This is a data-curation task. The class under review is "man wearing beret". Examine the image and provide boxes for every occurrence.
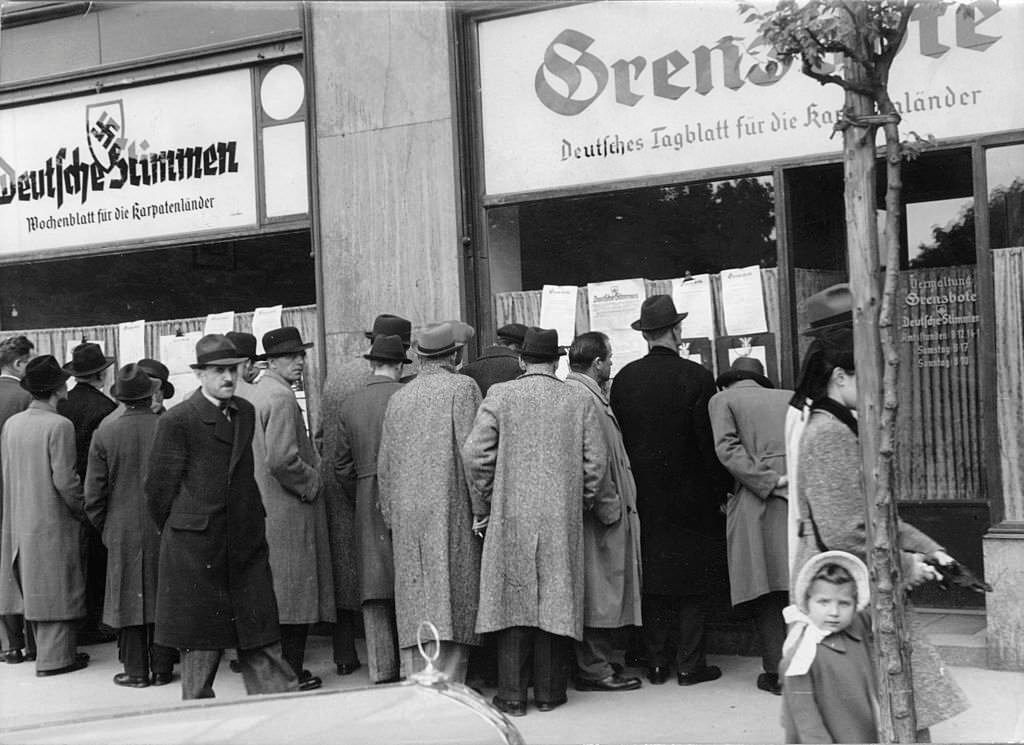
[610,295,731,688]
[460,323,526,397]
[1,355,89,676]
[58,342,118,646]
[248,327,334,692]
[146,334,297,699]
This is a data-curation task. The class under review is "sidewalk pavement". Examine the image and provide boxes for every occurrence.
[1,634,1021,743]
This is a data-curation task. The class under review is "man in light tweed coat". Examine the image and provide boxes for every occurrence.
[463,327,609,718]
[377,322,483,683]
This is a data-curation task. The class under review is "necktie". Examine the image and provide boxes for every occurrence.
[219,402,232,422]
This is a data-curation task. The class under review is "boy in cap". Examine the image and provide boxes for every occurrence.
[781,551,876,743]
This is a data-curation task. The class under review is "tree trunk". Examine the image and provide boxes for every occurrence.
[842,37,917,743]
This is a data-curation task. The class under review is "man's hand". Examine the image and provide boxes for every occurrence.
[472,515,489,539]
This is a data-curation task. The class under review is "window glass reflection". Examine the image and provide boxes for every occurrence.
[987,143,1024,249]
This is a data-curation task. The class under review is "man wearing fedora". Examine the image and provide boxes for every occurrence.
[378,322,483,684]
[609,294,730,687]
[146,334,297,699]
[226,332,261,401]
[463,327,608,716]
[249,326,334,692]
[85,364,176,688]
[709,356,793,696]
[58,342,118,647]
[1,355,90,676]
[327,334,408,683]
[317,312,412,678]
[99,358,177,430]
[0,335,36,665]
[461,322,527,397]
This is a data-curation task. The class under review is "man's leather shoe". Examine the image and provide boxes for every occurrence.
[113,672,150,688]
[534,697,566,712]
[336,662,361,676]
[677,665,722,686]
[757,672,782,695]
[1,649,24,664]
[491,696,526,717]
[36,656,89,677]
[575,673,642,692]
[647,665,669,685]
[298,670,322,691]
[151,672,175,686]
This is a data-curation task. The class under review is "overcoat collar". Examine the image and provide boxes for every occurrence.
[28,399,57,414]
[519,371,561,382]
[364,373,400,387]
[122,406,156,418]
[190,388,249,474]
[566,371,609,405]
[646,346,679,359]
[260,369,294,392]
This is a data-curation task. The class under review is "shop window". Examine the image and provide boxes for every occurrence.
[900,148,975,268]
[986,143,1024,249]
[515,177,776,290]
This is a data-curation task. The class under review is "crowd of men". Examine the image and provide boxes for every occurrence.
[0,293,797,717]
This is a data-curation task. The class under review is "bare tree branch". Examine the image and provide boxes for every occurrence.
[802,59,876,95]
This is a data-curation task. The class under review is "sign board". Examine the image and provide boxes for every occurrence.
[0,69,257,255]
[478,0,1024,196]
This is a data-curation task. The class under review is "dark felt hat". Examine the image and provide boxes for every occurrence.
[802,283,854,336]
[20,355,70,395]
[364,334,412,365]
[63,342,115,377]
[520,327,566,360]
[225,332,258,361]
[364,314,412,345]
[412,323,464,358]
[260,326,313,359]
[113,363,161,401]
[715,356,775,389]
[137,358,175,399]
[631,294,688,331]
[497,323,528,344]
[190,334,248,369]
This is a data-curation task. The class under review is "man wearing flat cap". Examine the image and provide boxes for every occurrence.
[248,326,334,692]
[58,342,118,646]
[709,357,793,696]
[85,364,176,688]
[461,322,527,397]
[2,355,89,676]
[463,327,609,716]
[609,295,730,688]
[327,335,408,683]
[146,334,297,699]
[317,312,413,677]
[378,322,484,683]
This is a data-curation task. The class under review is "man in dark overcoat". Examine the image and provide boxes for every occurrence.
[709,357,792,696]
[145,334,297,700]
[85,364,177,688]
[460,323,526,396]
[317,313,412,676]
[463,327,608,717]
[609,295,730,687]
[2,355,89,676]
[58,342,117,646]
[327,334,406,683]
[0,335,35,664]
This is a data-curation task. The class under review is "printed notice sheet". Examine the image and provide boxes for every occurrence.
[720,266,769,335]
[587,278,647,372]
[117,320,146,369]
[539,284,578,379]
[251,305,283,355]
[671,274,715,339]
[204,311,235,336]
[159,331,203,409]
